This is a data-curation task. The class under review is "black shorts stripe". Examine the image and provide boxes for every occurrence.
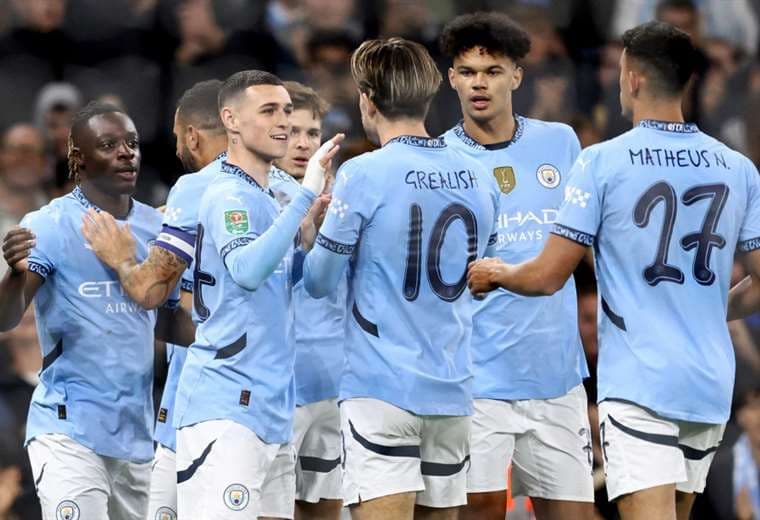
[421,455,470,477]
[177,440,216,484]
[601,298,627,331]
[679,443,719,460]
[42,339,63,371]
[349,420,420,458]
[215,333,247,360]
[608,414,678,447]
[352,303,378,338]
[299,455,341,473]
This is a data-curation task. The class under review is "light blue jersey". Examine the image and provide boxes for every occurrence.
[444,117,588,400]
[304,136,501,416]
[555,120,760,424]
[21,187,175,463]
[269,166,348,405]
[173,159,315,444]
[152,155,224,451]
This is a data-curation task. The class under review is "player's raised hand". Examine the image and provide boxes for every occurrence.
[81,208,136,270]
[302,134,345,195]
[467,257,508,297]
[300,193,332,251]
[2,226,35,273]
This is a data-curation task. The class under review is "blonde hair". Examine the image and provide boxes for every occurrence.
[351,37,442,120]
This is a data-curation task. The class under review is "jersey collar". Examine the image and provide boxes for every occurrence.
[221,159,275,198]
[453,114,525,151]
[638,119,699,133]
[384,135,446,148]
[72,185,134,219]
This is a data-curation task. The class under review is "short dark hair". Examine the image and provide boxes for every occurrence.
[622,21,697,96]
[283,81,330,119]
[440,12,531,63]
[70,101,125,144]
[351,37,441,120]
[177,79,224,133]
[218,70,284,110]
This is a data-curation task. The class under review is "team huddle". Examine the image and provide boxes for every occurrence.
[1,11,760,520]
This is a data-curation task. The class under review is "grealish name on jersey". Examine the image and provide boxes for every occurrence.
[404,169,479,191]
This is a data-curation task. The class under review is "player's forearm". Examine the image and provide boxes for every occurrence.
[303,244,347,298]
[495,258,565,297]
[727,275,760,321]
[0,269,29,331]
[114,247,186,310]
[227,188,315,291]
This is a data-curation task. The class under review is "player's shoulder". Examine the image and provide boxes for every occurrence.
[268,165,298,186]
[335,151,377,184]
[20,193,70,229]
[521,117,576,140]
[130,199,164,227]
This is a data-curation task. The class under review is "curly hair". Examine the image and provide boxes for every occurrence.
[440,12,531,63]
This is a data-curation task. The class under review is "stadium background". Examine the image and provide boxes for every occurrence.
[0,0,758,518]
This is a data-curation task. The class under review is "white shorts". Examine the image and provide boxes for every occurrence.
[341,398,470,508]
[147,444,177,520]
[598,400,725,500]
[468,384,594,502]
[293,399,342,503]
[27,433,151,520]
[176,419,296,519]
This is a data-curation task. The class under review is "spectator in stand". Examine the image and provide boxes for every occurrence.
[0,124,49,239]
[32,82,80,198]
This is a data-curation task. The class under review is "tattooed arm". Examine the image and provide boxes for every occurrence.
[82,208,187,310]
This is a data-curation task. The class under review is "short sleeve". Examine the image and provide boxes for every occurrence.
[552,148,603,247]
[19,208,59,279]
[738,159,760,252]
[155,181,199,266]
[316,160,374,255]
[204,187,270,268]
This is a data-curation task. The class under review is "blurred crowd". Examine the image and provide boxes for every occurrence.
[0,0,758,519]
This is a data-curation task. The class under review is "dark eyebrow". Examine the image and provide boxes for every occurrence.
[260,102,294,110]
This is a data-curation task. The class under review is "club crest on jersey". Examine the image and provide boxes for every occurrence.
[56,500,80,520]
[493,166,516,194]
[224,210,249,235]
[223,484,250,511]
[536,164,560,189]
[155,506,176,520]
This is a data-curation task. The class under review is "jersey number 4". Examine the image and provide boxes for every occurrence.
[634,182,728,286]
[193,224,216,321]
[403,202,478,302]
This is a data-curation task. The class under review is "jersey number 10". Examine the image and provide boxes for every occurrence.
[403,202,478,302]
[634,181,728,286]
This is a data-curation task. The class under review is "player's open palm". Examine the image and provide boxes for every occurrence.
[82,208,136,271]
[2,226,35,273]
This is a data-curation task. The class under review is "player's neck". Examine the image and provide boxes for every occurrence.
[226,144,271,188]
[631,98,684,127]
[78,181,131,218]
[376,118,429,146]
[462,111,516,145]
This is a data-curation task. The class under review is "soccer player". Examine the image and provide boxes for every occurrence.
[0,102,185,520]
[171,70,341,519]
[439,13,593,520]
[468,21,760,520]
[303,38,501,520]
[79,79,227,520]
[269,81,346,520]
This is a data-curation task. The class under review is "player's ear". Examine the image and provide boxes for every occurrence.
[628,70,640,98]
[360,92,377,118]
[220,106,237,133]
[511,66,523,91]
[448,67,456,89]
[186,125,200,152]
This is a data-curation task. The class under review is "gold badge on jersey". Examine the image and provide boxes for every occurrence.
[493,166,516,194]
